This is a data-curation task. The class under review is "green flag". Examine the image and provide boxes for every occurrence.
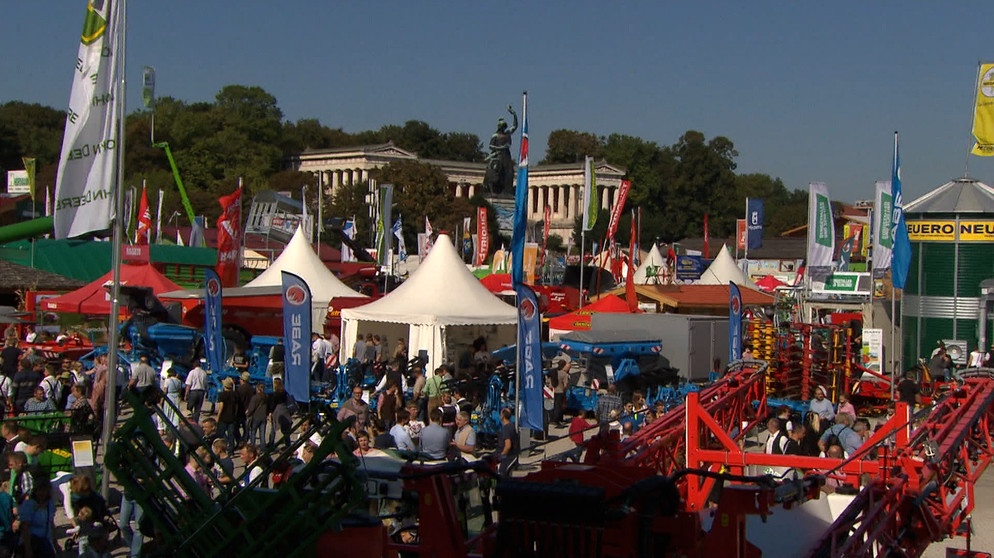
[583,156,599,231]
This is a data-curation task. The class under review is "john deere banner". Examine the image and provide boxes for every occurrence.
[971,62,994,156]
[54,0,122,238]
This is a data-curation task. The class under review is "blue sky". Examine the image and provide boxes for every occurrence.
[4,1,994,204]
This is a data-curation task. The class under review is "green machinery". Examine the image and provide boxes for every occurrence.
[104,392,366,557]
[153,142,198,228]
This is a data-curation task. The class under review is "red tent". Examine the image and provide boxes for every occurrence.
[41,264,182,315]
[547,294,639,332]
[755,275,787,293]
[479,273,514,294]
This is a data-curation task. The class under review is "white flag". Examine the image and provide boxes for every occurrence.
[871,181,894,278]
[423,216,434,257]
[807,182,835,275]
[341,218,356,262]
[53,0,123,239]
[155,189,165,244]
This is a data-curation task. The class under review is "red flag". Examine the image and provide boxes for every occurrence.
[475,206,489,266]
[626,212,637,311]
[135,186,152,245]
[735,219,747,250]
[606,179,632,240]
[703,213,710,259]
[215,186,243,287]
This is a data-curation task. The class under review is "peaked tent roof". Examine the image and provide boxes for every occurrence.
[632,244,667,284]
[244,226,363,300]
[41,264,182,315]
[903,176,994,215]
[342,234,516,326]
[547,294,637,332]
[696,244,756,288]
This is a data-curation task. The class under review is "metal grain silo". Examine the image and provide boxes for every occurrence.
[901,177,994,366]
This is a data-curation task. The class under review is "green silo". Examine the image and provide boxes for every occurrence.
[901,177,994,367]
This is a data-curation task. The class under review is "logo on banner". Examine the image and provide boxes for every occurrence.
[206,277,221,297]
[285,285,307,306]
[521,297,537,320]
[731,293,741,315]
[815,194,833,246]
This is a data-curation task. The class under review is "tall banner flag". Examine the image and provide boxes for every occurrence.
[746,198,764,250]
[838,235,855,271]
[375,184,394,266]
[392,217,408,261]
[21,158,37,202]
[422,216,434,258]
[216,186,243,287]
[154,189,164,244]
[736,219,747,250]
[971,63,994,156]
[203,269,224,373]
[515,284,544,432]
[141,66,156,109]
[582,156,599,231]
[341,219,356,262]
[626,211,638,312]
[54,0,122,239]
[872,180,894,278]
[135,185,151,245]
[281,271,312,404]
[807,182,835,276]
[511,92,529,286]
[729,281,743,362]
[890,133,911,289]
[606,179,631,240]
[703,213,710,259]
[540,204,551,270]
[462,217,473,259]
[475,206,489,266]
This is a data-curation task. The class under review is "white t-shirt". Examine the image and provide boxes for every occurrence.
[968,350,988,367]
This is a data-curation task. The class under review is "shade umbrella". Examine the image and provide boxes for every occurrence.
[755,275,787,293]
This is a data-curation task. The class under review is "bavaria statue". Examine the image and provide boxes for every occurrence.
[484,104,518,195]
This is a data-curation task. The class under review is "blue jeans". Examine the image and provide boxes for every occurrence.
[218,421,236,450]
[249,419,267,448]
[119,495,144,557]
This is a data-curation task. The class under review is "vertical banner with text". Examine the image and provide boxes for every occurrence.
[515,284,544,432]
[807,182,835,276]
[736,219,747,250]
[605,179,631,240]
[203,269,224,374]
[746,198,764,250]
[729,281,743,362]
[216,186,243,287]
[872,181,894,277]
[475,206,489,266]
[281,271,312,404]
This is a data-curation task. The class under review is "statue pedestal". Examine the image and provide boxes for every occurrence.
[485,195,517,235]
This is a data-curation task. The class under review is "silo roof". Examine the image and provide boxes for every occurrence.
[904,177,994,215]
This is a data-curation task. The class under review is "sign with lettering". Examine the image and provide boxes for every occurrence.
[6,170,29,194]
[907,220,994,242]
[121,244,149,264]
[812,272,872,295]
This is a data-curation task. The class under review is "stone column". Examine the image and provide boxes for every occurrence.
[331,170,340,198]
[468,184,476,198]
[527,184,535,217]
[601,185,609,211]
[360,169,369,184]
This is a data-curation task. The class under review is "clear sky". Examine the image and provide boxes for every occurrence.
[4,1,994,204]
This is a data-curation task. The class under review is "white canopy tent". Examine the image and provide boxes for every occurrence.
[632,244,667,285]
[341,234,517,372]
[244,225,365,330]
[696,244,757,289]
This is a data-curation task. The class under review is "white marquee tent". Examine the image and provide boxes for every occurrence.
[632,244,667,285]
[341,234,517,371]
[696,244,757,288]
[244,226,365,330]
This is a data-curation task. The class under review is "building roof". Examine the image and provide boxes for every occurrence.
[675,237,808,260]
[609,284,773,310]
[0,260,83,292]
[903,176,994,215]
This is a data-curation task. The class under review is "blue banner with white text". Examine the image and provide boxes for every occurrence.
[281,271,311,404]
[515,284,544,432]
[729,281,743,362]
[203,268,224,373]
[746,198,764,250]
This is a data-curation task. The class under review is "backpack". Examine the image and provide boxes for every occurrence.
[824,425,849,451]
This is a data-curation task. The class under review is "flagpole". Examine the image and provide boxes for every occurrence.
[317,173,323,251]
[744,197,750,261]
[579,231,586,305]
[101,0,127,499]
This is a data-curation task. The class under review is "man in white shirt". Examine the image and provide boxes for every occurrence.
[311,332,329,382]
[968,346,989,368]
[184,361,208,419]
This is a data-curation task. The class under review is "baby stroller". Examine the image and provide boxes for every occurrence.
[62,511,121,554]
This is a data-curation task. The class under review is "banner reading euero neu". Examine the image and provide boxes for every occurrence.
[203,268,224,374]
[281,271,311,404]
[54,0,122,238]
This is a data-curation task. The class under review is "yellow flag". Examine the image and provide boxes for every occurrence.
[972,63,994,156]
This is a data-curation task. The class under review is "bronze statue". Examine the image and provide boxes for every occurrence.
[484,104,518,195]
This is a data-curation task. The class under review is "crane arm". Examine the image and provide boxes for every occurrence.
[153,141,197,227]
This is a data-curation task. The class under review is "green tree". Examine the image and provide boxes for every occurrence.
[542,129,603,164]
[330,180,374,248]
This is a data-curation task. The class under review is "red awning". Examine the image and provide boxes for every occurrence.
[480,273,514,293]
[41,264,182,315]
[755,275,787,293]
[547,294,639,331]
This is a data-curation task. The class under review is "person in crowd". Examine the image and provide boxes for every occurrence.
[22,387,55,414]
[377,381,402,430]
[215,378,239,449]
[234,373,255,444]
[837,392,856,420]
[409,367,427,422]
[240,444,265,488]
[424,367,449,418]
[88,355,108,419]
[336,386,370,430]
[7,451,34,505]
[0,369,10,419]
[200,418,219,447]
[568,410,596,462]
[12,360,41,414]
[184,360,208,420]
[352,333,368,361]
[211,439,235,488]
[897,369,922,407]
[497,407,518,478]
[929,347,952,382]
[245,383,268,448]
[439,392,458,429]
[0,486,16,557]
[310,333,329,383]
[765,418,787,455]
[404,402,424,447]
[267,339,285,378]
[818,412,862,457]
[267,378,293,449]
[23,326,36,344]
[354,431,389,459]
[550,355,571,427]
[968,344,989,368]
[0,340,20,379]
[596,384,623,425]
[162,368,184,428]
[18,478,56,558]
[419,409,451,460]
[68,474,108,555]
[231,347,249,374]
[39,364,63,406]
[809,385,835,426]
[783,424,806,455]
[128,355,157,395]
[369,419,394,450]
[450,411,477,458]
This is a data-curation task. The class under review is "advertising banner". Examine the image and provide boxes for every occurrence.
[729,282,743,362]
[281,271,312,404]
[861,328,884,372]
[204,269,224,373]
[515,284,544,432]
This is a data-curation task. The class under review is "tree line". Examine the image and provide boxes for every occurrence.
[0,84,808,251]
